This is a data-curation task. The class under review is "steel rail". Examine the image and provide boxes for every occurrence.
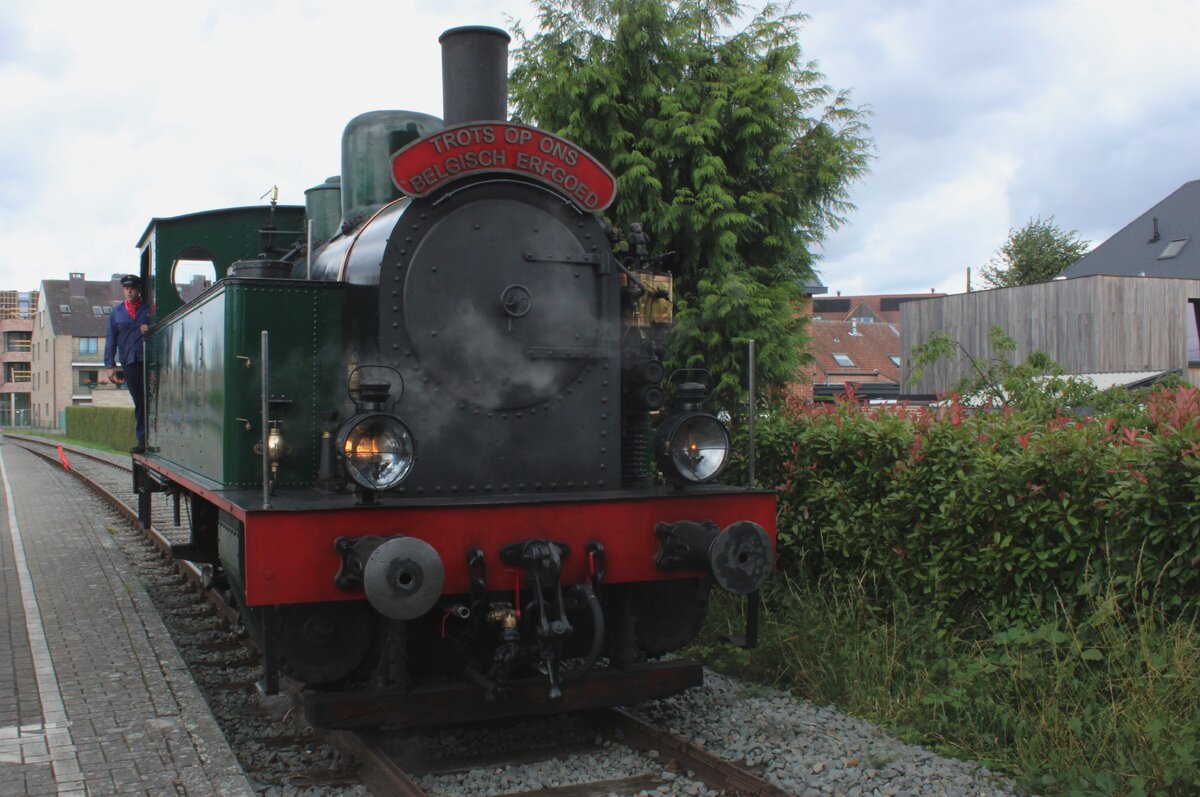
[598,707,794,797]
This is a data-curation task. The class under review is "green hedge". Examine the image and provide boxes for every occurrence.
[752,386,1200,627]
[65,406,136,450]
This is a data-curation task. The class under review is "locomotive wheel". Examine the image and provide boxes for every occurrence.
[278,602,374,685]
[626,578,711,657]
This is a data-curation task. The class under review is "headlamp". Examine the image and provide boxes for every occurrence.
[655,412,731,483]
[337,413,416,491]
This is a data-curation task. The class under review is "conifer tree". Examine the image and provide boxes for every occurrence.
[509,0,872,408]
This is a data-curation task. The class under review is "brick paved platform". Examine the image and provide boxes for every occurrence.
[0,441,254,796]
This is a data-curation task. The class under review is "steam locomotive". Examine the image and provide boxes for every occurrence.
[131,26,775,728]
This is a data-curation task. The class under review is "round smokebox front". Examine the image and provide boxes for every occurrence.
[398,183,606,411]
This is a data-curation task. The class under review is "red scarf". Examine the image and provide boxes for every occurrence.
[124,299,141,319]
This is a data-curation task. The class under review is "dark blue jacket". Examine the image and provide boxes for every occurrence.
[104,301,151,367]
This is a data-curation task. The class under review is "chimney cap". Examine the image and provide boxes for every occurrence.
[439,25,510,44]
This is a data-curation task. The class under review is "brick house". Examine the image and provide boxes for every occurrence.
[794,291,943,401]
[798,319,903,401]
[812,291,944,325]
[30,273,131,430]
[0,290,38,425]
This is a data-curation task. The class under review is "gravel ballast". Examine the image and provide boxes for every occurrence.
[630,670,1027,797]
[412,668,1028,796]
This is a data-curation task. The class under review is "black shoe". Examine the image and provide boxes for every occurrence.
[131,443,146,454]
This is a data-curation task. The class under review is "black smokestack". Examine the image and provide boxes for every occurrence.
[439,26,511,125]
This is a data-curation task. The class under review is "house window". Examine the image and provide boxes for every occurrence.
[1189,300,1200,367]
[849,302,880,323]
[4,364,31,383]
[78,369,99,388]
[832,353,855,367]
[1160,239,1189,260]
[59,304,71,313]
[889,355,901,367]
[3,332,31,353]
[78,337,99,355]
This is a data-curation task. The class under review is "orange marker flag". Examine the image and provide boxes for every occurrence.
[57,445,70,471]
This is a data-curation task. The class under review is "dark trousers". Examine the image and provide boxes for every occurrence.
[125,360,146,444]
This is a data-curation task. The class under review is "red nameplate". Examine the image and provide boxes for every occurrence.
[391,122,616,211]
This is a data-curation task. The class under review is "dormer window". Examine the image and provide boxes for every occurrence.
[849,301,880,323]
[889,355,901,366]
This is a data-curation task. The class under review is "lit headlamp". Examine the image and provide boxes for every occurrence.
[654,380,731,483]
[337,413,415,491]
[336,377,416,492]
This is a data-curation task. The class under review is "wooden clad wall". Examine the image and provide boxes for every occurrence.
[900,276,1200,394]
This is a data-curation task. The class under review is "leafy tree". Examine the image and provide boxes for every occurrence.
[508,0,872,408]
[978,216,1090,288]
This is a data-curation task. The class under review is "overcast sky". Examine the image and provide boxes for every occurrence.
[2,0,1197,298]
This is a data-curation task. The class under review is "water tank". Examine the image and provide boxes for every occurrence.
[304,176,341,243]
[340,111,442,231]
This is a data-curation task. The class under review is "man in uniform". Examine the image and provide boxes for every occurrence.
[105,274,151,453]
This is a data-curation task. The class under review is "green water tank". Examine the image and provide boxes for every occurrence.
[339,110,442,232]
[304,176,342,243]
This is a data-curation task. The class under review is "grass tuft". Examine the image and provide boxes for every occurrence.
[693,575,1200,796]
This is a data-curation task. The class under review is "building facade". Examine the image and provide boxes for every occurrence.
[901,181,1200,396]
[30,273,131,430]
[0,290,38,425]
[901,275,1200,394]
[811,291,944,325]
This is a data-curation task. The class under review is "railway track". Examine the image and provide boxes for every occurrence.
[6,433,794,797]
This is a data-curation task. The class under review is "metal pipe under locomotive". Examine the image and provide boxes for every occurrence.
[132,26,775,726]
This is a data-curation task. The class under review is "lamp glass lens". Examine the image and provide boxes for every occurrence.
[669,415,730,482]
[342,415,415,490]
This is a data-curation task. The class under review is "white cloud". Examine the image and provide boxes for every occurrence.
[819,151,1018,296]
[804,0,1200,295]
[0,0,536,289]
[2,0,1198,302]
